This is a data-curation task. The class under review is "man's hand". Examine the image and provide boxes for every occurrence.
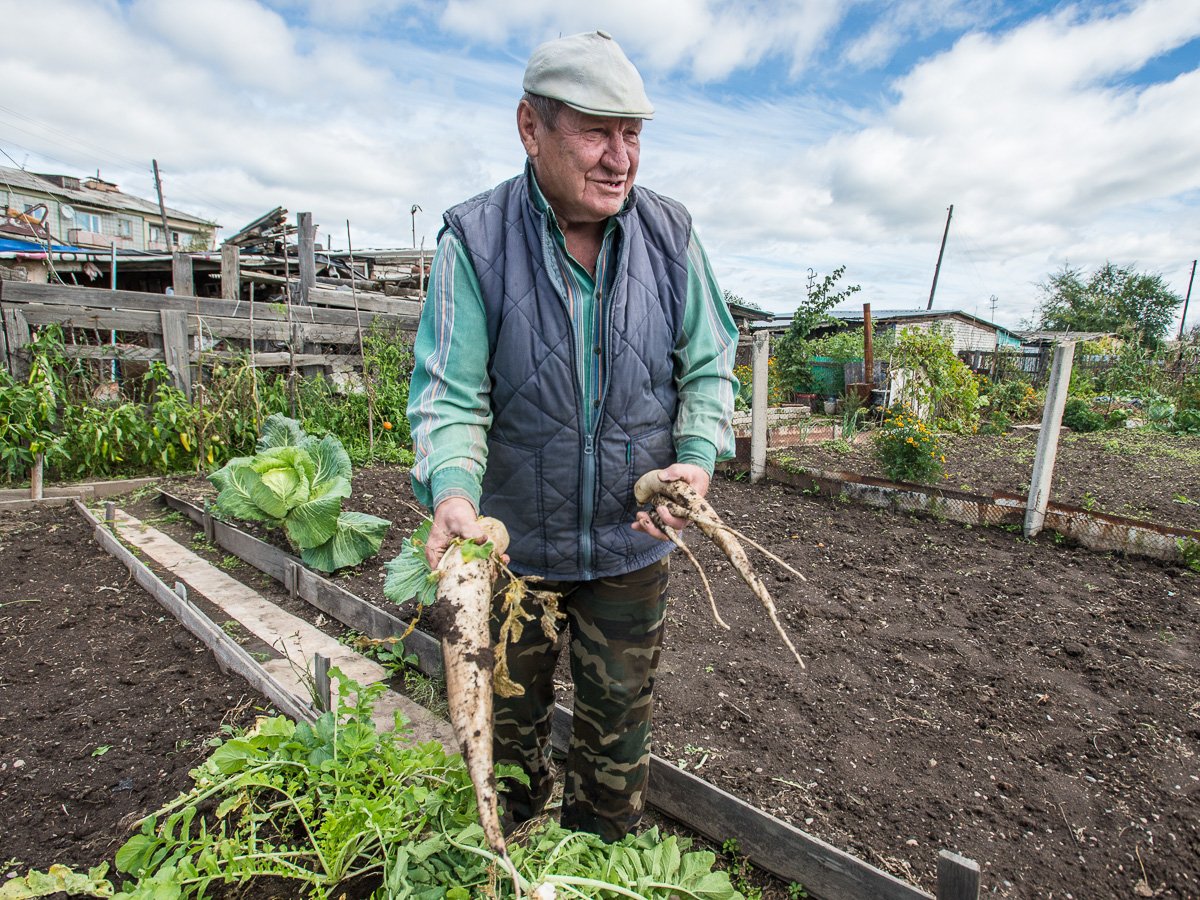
[425,497,485,570]
[631,462,711,542]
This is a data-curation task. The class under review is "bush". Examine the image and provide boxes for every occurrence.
[875,404,945,483]
[1062,398,1105,432]
[1175,408,1200,435]
[889,326,980,433]
[987,378,1041,421]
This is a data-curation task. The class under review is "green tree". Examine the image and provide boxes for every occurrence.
[774,266,861,392]
[1033,262,1182,348]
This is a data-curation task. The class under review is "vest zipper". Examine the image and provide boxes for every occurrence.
[581,433,596,578]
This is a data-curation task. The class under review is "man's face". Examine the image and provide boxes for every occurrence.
[519,103,642,227]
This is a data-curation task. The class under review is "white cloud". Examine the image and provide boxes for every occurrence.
[0,0,1197,331]
[437,0,849,81]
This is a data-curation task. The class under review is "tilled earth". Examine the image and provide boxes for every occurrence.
[773,427,1200,533]
[0,503,269,880]
[4,453,1199,899]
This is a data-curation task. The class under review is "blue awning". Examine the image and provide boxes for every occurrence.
[0,237,86,254]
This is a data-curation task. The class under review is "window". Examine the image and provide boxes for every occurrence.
[117,218,133,237]
[76,211,103,232]
[151,225,181,247]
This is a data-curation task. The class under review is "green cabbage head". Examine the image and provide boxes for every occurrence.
[209,414,390,572]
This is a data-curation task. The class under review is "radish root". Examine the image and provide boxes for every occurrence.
[437,516,511,856]
[636,471,806,669]
[649,511,729,631]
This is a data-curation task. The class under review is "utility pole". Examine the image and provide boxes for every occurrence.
[151,159,173,252]
[1178,259,1196,342]
[410,204,422,249]
[926,203,953,310]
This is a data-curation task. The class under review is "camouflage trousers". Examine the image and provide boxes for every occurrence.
[492,558,669,842]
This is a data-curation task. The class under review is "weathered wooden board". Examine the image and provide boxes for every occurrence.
[13,303,395,345]
[74,500,316,724]
[56,344,164,362]
[160,309,191,395]
[112,509,387,687]
[187,351,362,368]
[647,760,934,900]
[105,505,453,743]
[308,285,420,316]
[938,851,980,900]
[161,492,444,678]
[0,280,417,330]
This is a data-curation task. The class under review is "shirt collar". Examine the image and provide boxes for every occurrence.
[525,162,631,241]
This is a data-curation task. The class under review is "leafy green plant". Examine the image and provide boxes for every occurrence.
[1174,408,1200,435]
[382,519,442,608]
[0,325,71,481]
[92,673,744,899]
[1178,539,1200,574]
[209,414,390,572]
[985,378,1041,422]
[888,326,980,433]
[874,404,945,483]
[0,324,417,487]
[720,838,762,900]
[1062,398,1105,433]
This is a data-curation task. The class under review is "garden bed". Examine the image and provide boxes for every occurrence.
[5,462,1198,898]
[163,465,1198,897]
[0,503,270,878]
[771,427,1200,532]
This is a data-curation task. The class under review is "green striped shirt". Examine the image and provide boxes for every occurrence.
[408,174,739,511]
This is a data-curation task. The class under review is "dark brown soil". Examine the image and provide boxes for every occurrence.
[0,503,269,878]
[5,437,1199,899]
[773,427,1200,532]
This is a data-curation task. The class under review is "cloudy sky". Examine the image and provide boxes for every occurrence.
[1,0,1197,329]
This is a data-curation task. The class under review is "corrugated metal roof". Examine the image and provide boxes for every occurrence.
[0,165,215,227]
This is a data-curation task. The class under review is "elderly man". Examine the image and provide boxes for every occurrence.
[407,30,738,841]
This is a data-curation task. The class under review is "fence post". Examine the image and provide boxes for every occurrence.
[160,308,192,399]
[1024,341,1075,538]
[29,452,43,500]
[750,330,770,484]
[171,252,194,297]
[2,307,31,379]
[220,242,240,302]
[313,653,331,713]
[296,212,321,377]
[297,213,316,306]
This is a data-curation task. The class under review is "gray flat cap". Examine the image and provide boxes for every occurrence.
[523,30,654,120]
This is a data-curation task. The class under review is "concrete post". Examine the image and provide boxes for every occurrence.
[750,331,770,484]
[1024,341,1076,538]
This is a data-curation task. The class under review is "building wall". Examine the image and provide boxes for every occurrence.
[2,183,211,251]
[888,316,998,352]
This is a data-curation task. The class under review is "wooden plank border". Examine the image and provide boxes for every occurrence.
[757,462,1200,563]
[72,499,316,724]
[158,490,977,899]
[160,491,443,678]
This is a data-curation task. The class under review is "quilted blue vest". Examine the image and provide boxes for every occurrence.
[442,170,691,580]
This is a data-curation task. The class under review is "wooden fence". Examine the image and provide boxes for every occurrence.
[0,280,419,396]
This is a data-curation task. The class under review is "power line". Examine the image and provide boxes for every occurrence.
[0,104,147,171]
